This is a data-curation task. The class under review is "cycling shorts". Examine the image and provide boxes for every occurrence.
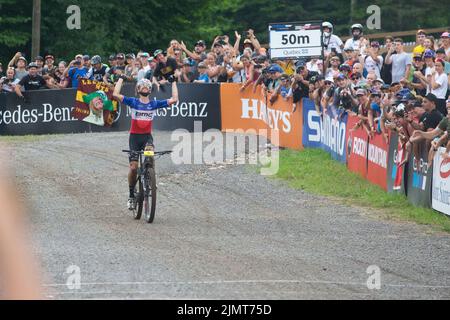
[129,133,154,163]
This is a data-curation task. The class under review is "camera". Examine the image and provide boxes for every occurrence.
[167,74,176,83]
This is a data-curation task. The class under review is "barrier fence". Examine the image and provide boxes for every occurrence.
[0,84,448,216]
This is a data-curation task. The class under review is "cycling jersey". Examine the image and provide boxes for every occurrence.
[122,96,169,134]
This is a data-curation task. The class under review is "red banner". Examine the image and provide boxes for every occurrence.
[346,115,368,179]
[366,132,389,190]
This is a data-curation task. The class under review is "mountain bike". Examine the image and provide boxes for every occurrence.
[122,149,172,223]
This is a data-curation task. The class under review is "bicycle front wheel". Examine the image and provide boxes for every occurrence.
[144,167,157,224]
[135,178,144,220]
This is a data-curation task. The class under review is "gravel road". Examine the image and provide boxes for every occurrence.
[7,131,450,300]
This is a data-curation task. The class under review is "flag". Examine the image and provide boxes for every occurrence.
[72,79,118,127]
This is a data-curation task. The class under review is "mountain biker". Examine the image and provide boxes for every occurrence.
[113,76,179,210]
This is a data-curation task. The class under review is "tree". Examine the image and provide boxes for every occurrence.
[0,0,32,64]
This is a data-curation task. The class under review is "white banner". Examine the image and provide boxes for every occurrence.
[269,22,322,59]
[432,147,450,216]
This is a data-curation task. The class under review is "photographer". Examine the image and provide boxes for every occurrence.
[64,58,89,88]
[323,74,357,117]
[291,62,318,112]
[0,67,20,93]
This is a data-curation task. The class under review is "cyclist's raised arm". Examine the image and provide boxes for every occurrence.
[167,81,179,106]
[113,77,125,102]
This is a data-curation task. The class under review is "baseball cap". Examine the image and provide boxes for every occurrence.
[75,54,83,59]
[441,32,449,38]
[45,55,54,60]
[436,48,446,55]
[356,88,367,96]
[344,46,354,52]
[339,64,351,71]
[35,56,44,61]
[116,53,125,59]
[83,55,90,60]
[28,62,39,69]
[370,41,380,47]
[147,57,155,63]
[195,40,206,47]
[153,49,164,57]
[374,78,385,85]
[413,53,423,60]
[198,62,207,69]
[183,58,191,66]
[140,52,150,58]
[109,54,116,61]
[268,64,283,73]
[370,89,382,96]
[336,73,346,81]
[423,49,435,58]
[126,53,136,59]
[425,93,438,104]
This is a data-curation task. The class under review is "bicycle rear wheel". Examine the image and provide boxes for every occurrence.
[135,178,144,220]
[144,167,157,224]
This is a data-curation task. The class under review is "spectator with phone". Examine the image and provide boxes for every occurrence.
[64,58,89,88]
[8,52,28,81]
[0,67,20,93]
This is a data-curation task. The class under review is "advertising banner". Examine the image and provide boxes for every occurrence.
[302,99,348,163]
[220,83,303,150]
[432,147,450,216]
[366,132,389,191]
[346,115,368,178]
[406,142,433,208]
[386,133,406,194]
[0,83,222,135]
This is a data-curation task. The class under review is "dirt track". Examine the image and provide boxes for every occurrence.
[7,131,450,300]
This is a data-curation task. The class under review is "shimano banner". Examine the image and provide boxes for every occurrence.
[302,99,348,163]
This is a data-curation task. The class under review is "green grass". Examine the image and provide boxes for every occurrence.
[273,148,450,233]
[0,135,50,143]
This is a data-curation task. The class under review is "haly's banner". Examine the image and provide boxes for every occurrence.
[302,99,348,163]
[220,83,303,150]
[346,115,368,178]
[72,80,118,127]
[406,141,433,208]
[432,147,450,216]
[386,132,406,194]
[366,131,389,191]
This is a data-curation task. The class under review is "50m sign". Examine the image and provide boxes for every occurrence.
[269,22,323,60]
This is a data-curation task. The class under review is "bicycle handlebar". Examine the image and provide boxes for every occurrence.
[122,150,173,156]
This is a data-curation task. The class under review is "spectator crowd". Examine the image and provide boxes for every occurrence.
[1,23,449,162]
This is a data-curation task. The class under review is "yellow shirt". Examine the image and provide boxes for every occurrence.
[413,45,425,56]
[277,60,295,76]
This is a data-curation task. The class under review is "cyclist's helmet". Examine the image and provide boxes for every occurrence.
[137,78,152,91]
[351,24,364,32]
[322,22,334,33]
[91,55,102,65]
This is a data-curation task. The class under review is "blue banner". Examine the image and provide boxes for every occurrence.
[302,98,348,163]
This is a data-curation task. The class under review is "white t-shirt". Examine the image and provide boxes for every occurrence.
[431,72,449,99]
[363,55,383,78]
[391,52,412,83]
[324,35,344,54]
[425,67,435,94]
[137,65,151,81]
[307,60,323,74]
